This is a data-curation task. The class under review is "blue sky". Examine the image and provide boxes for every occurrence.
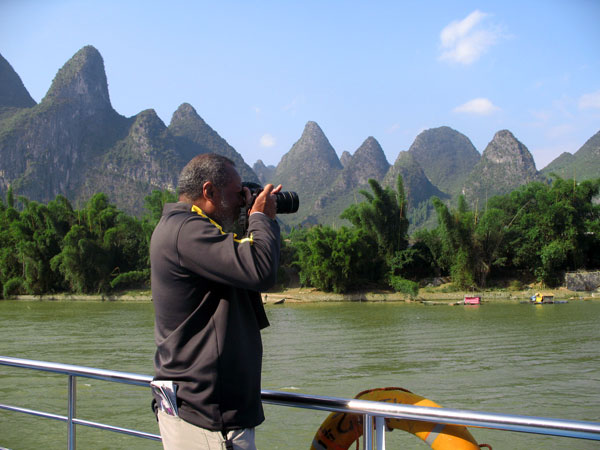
[2,0,599,169]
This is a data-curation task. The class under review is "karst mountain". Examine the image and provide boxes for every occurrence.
[1,46,598,228]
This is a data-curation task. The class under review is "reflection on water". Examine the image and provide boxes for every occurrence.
[0,300,599,449]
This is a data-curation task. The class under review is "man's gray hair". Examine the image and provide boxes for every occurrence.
[178,153,236,200]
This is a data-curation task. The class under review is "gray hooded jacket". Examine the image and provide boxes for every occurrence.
[151,202,280,431]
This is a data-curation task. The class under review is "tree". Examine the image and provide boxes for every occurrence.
[10,198,71,294]
[293,226,379,293]
[473,206,510,284]
[51,193,149,293]
[143,189,177,226]
[0,194,21,297]
[0,190,174,295]
[431,196,477,289]
[489,177,600,286]
[105,213,149,290]
[341,175,409,259]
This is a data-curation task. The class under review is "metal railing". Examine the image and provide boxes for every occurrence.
[1,356,600,449]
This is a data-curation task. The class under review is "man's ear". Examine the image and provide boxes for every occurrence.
[202,181,216,201]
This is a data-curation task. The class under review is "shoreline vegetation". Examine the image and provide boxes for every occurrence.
[1,176,598,302]
[8,285,599,304]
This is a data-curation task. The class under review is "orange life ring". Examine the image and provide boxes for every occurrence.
[311,387,487,450]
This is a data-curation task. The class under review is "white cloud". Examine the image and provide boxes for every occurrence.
[453,98,500,115]
[260,133,276,148]
[387,123,401,134]
[579,90,600,109]
[439,10,502,65]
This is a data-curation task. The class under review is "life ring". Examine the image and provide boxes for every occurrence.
[311,387,490,450]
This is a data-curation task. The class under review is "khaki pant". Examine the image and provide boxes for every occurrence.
[157,410,257,450]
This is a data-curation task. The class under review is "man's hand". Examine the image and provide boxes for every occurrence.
[249,184,282,219]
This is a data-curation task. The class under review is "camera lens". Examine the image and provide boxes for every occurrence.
[242,181,299,214]
[275,191,299,214]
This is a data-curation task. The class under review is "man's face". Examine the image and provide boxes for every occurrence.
[212,165,245,232]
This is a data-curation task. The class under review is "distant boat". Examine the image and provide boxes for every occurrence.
[530,292,566,304]
[464,295,481,305]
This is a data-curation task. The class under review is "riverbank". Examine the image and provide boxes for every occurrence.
[10,291,154,302]
[260,286,600,304]
[8,285,599,303]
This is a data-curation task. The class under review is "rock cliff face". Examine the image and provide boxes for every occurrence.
[0,53,36,109]
[2,46,597,226]
[322,136,389,196]
[77,109,182,210]
[462,130,539,204]
[565,271,600,291]
[271,121,343,223]
[383,151,447,208]
[0,46,258,214]
[44,45,113,114]
[0,46,128,204]
[168,103,257,183]
[313,136,390,223]
[408,126,480,195]
[340,151,352,168]
[253,160,276,185]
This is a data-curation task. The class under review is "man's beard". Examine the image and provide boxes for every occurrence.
[214,197,239,233]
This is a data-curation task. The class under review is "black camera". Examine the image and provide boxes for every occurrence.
[242,182,299,214]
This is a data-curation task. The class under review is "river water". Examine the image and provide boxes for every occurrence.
[0,299,599,449]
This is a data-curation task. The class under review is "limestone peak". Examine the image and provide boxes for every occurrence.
[43,45,112,113]
[0,52,36,108]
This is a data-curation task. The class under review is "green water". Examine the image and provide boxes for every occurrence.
[1,300,599,449]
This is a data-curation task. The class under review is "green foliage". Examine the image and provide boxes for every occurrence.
[388,276,419,298]
[50,193,150,293]
[0,175,597,298]
[0,189,172,297]
[110,269,150,289]
[419,177,600,288]
[341,176,409,259]
[486,177,600,286]
[3,277,23,298]
[0,200,21,292]
[51,224,108,293]
[430,196,478,289]
[386,243,436,281]
[293,226,379,293]
[6,186,15,208]
[143,189,177,226]
[285,175,415,293]
[12,196,75,294]
[275,234,300,287]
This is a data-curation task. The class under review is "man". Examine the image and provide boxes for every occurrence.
[151,153,281,449]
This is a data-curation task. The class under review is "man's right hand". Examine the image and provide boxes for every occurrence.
[249,184,282,220]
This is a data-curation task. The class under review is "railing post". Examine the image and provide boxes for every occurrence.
[375,416,386,450]
[68,375,76,450]
[363,414,373,450]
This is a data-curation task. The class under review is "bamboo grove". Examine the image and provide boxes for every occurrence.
[0,175,598,298]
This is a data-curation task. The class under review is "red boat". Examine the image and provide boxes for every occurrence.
[464,296,481,305]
